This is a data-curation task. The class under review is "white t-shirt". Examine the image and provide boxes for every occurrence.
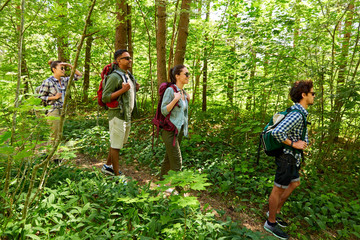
[125,73,135,113]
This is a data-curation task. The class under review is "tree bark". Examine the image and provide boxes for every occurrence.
[332,1,354,141]
[174,0,191,66]
[156,0,167,85]
[202,2,210,112]
[83,21,93,102]
[115,0,128,50]
[5,0,25,196]
[246,47,256,111]
[167,0,180,79]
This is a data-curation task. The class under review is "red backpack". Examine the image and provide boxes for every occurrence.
[96,62,120,108]
[152,82,180,146]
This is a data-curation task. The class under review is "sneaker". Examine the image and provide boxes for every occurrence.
[266,211,289,228]
[114,175,128,185]
[264,221,289,240]
[101,164,115,176]
[101,165,123,176]
[165,188,179,195]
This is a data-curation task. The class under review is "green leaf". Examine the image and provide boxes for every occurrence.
[25,234,41,240]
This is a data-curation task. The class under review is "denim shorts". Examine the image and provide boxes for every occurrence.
[274,153,300,189]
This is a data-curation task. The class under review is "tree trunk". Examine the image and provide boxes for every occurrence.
[127,4,133,71]
[57,36,69,62]
[21,0,97,221]
[115,0,128,50]
[83,22,93,102]
[191,3,202,104]
[332,2,354,141]
[5,0,25,196]
[156,0,167,85]
[227,46,235,105]
[174,0,191,66]
[246,47,256,111]
[202,2,210,112]
[202,53,207,112]
[167,0,180,79]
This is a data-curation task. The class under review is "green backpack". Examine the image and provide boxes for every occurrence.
[256,108,307,164]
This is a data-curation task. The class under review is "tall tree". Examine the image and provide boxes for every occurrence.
[115,0,128,50]
[167,0,180,79]
[332,1,355,141]
[56,1,69,62]
[127,4,133,59]
[202,1,210,112]
[173,0,191,65]
[83,21,93,102]
[156,0,167,85]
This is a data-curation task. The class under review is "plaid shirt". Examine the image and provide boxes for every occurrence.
[272,103,309,166]
[38,75,79,110]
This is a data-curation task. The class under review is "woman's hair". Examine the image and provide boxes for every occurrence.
[48,60,62,73]
[169,64,186,84]
[290,80,313,103]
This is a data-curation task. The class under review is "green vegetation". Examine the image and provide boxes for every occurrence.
[1,0,360,239]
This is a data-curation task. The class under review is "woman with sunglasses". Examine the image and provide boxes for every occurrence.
[38,60,82,144]
[159,64,190,192]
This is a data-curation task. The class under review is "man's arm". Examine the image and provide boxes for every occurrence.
[272,112,307,150]
[102,74,130,103]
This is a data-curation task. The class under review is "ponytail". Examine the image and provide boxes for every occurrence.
[169,64,186,84]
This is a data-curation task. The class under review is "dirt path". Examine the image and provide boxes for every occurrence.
[73,152,297,239]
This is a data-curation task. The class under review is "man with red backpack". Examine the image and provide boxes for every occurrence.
[101,49,140,177]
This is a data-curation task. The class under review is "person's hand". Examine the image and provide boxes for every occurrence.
[55,92,62,100]
[136,82,140,91]
[122,82,131,92]
[61,62,72,68]
[292,140,307,150]
[174,92,181,101]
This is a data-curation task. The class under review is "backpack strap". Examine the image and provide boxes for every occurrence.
[167,84,180,146]
[111,70,127,83]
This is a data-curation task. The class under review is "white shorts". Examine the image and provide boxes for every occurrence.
[109,117,131,149]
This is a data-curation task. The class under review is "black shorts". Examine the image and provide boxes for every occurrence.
[274,153,300,189]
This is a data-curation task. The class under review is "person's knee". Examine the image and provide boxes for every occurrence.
[291,181,300,188]
[271,185,285,196]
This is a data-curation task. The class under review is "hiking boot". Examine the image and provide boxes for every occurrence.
[266,211,289,228]
[264,221,289,240]
[101,165,123,176]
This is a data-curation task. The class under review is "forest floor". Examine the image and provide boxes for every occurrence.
[72,152,300,240]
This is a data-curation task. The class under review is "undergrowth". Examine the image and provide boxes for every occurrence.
[61,106,360,240]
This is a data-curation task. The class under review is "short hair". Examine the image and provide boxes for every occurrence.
[114,49,128,60]
[290,80,313,103]
[169,64,186,84]
[48,60,62,73]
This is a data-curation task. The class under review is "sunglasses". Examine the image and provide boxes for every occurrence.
[184,72,190,77]
[60,67,65,70]
[120,57,132,61]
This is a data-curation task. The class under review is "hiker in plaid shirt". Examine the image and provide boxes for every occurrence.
[38,60,82,145]
[264,80,315,240]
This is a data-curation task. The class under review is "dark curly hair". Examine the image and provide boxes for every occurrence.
[290,80,313,103]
